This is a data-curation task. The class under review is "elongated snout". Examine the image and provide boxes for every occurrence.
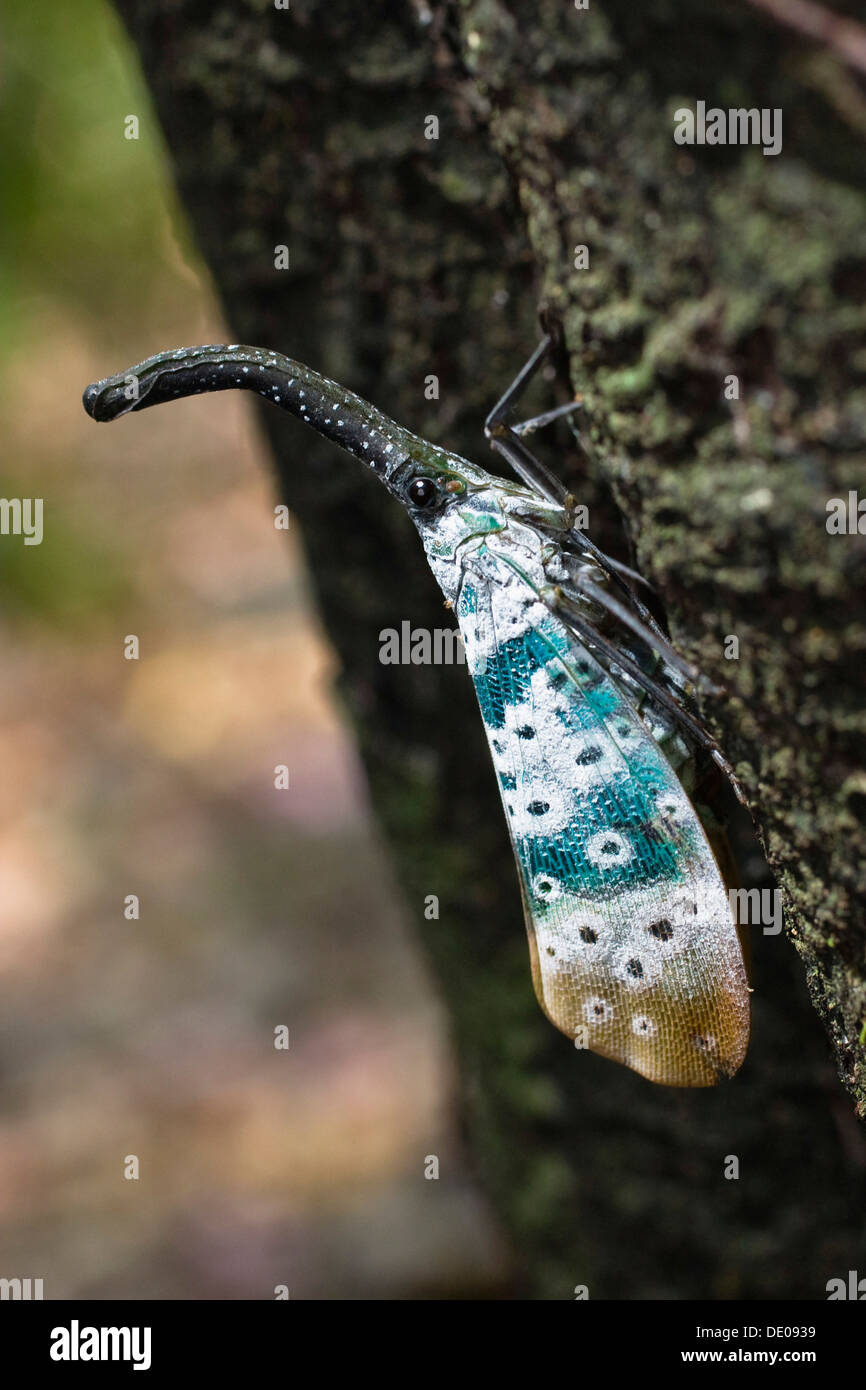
[82,344,423,486]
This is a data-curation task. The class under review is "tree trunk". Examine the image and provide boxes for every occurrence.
[113,0,866,1298]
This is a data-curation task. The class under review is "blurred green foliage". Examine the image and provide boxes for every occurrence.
[0,0,196,354]
[0,483,132,625]
[0,0,205,627]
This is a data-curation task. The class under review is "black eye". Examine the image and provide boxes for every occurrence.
[406,476,439,509]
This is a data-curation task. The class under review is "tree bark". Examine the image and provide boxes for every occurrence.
[113,0,866,1298]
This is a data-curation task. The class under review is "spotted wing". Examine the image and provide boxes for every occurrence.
[455,550,749,1087]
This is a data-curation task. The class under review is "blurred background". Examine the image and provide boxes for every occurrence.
[0,0,506,1297]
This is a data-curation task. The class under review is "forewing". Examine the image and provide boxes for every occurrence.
[455,550,749,1087]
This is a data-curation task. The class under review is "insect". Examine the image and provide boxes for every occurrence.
[83,335,750,1086]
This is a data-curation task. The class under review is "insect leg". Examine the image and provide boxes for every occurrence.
[484,334,580,506]
[486,401,570,507]
[485,334,594,507]
[492,421,670,626]
[543,589,747,802]
[511,400,584,437]
[485,339,714,686]
[554,578,716,692]
[485,334,555,434]
[486,344,665,598]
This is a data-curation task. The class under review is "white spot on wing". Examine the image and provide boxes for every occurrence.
[585,830,634,868]
[583,997,614,1025]
[531,873,563,903]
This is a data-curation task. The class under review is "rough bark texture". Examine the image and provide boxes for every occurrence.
[114,0,866,1298]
